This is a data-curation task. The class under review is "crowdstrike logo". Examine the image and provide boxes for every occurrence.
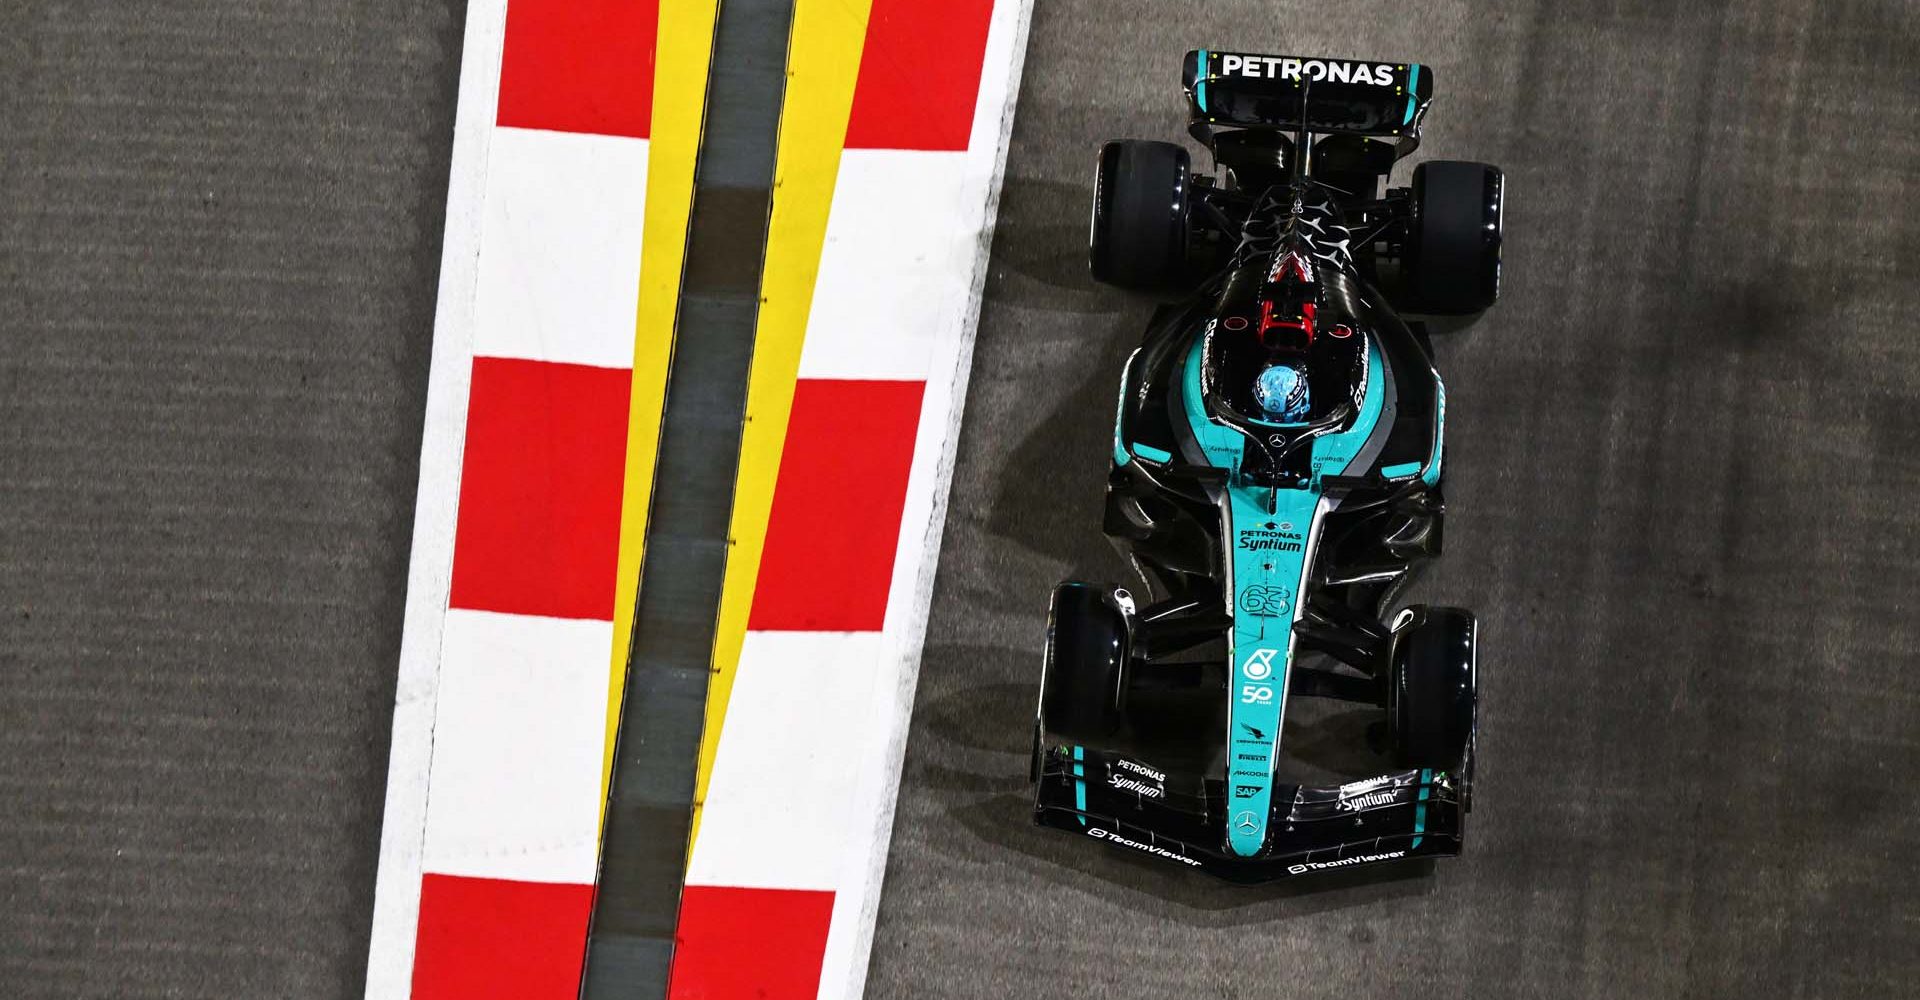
[1087,828,1202,866]
[1286,849,1407,875]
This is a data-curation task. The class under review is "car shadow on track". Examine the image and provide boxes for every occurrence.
[982,176,1126,314]
[976,313,1141,598]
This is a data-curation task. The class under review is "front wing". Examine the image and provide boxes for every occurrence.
[1033,746,1462,883]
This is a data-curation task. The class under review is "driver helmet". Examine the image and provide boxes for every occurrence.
[1254,362,1311,422]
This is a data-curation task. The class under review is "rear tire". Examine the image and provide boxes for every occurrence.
[1089,140,1192,293]
[1405,161,1503,315]
[1039,582,1132,744]
[1389,606,1477,768]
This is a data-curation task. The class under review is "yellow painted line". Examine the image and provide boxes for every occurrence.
[603,0,725,824]
[686,0,875,856]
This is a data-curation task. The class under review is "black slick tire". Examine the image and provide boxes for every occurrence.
[1039,582,1131,745]
[1090,140,1192,293]
[1389,606,1478,769]
[1405,160,1503,314]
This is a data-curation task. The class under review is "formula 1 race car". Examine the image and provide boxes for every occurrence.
[1031,52,1500,882]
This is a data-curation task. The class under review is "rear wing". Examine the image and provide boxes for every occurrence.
[1182,50,1434,140]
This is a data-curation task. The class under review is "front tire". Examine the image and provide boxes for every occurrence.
[1089,140,1192,293]
[1038,582,1132,745]
[1388,606,1477,769]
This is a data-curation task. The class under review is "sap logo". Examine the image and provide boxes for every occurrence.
[1217,54,1399,88]
[1234,784,1260,798]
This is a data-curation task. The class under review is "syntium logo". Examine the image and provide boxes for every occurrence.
[1108,774,1165,799]
[1238,527,1302,553]
[1215,54,1400,88]
[1336,790,1399,813]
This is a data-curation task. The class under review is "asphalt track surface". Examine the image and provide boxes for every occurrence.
[1,3,461,997]
[865,2,1920,999]
[1,3,1916,1000]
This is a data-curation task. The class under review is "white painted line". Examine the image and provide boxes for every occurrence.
[472,127,651,369]
[363,1,509,996]
[419,609,613,884]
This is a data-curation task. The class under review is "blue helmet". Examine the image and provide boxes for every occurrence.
[1254,363,1311,422]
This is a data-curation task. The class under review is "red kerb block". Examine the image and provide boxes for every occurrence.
[497,0,660,139]
[750,379,925,632]
[667,885,836,1000]
[449,357,630,621]
[843,0,996,150]
[412,874,595,1000]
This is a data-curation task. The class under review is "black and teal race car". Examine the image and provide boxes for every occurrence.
[1031,51,1501,882]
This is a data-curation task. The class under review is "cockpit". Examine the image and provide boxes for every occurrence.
[1198,245,1370,482]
